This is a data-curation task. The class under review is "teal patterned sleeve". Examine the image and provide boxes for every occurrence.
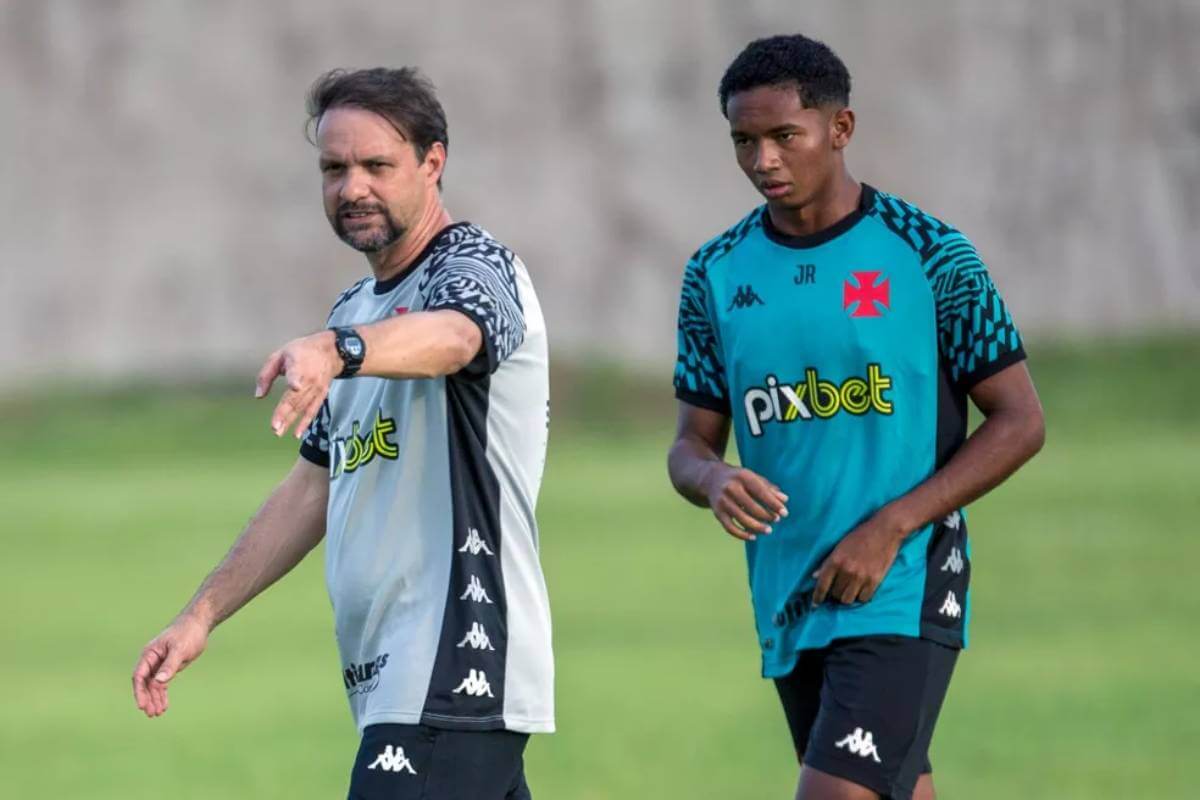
[673,254,730,414]
[929,233,1026,388]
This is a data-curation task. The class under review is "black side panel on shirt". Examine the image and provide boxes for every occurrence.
[421,373,509,730]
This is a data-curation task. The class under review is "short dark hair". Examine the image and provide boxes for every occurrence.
[306,67,449,186]
[718,34,851,117]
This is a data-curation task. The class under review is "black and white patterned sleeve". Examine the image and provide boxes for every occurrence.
[299,399,331,468]
[422,236,526,377]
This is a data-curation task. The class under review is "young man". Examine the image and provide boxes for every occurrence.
[132,67,553,799]
[667,35,1044,800]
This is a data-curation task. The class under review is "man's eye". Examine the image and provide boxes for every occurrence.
[322,164,344,174]
[777,132,795,142]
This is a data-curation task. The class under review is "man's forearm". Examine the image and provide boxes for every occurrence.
[881,406,1045,538]
[668,435,728,508]
[181,459,328,630]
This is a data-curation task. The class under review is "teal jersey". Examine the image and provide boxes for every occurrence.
[673,186,1025,678]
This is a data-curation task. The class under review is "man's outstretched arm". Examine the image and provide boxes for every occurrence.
[812,361,1046,605]
[131,456,328,718]
[668,403,789,542]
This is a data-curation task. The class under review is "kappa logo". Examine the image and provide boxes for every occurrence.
[343,653,389,696]
[941,547,965,575]
[460,575,494,604]
[939,590,962,619]
[742,365,894,437]
[367,744,417,775]
[456,622,496,650]
[727,284,765,311]
[452,669,495,697]
[944,510,962,531]
[458,528,494,556]
[835,727,882,763]
[843,271,890,318]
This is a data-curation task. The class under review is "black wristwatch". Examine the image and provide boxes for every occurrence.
[331,326,366,379]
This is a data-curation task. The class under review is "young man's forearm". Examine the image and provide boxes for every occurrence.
[668,435,729,508]
[182,458,329,631]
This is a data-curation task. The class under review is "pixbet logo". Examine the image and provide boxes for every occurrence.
[742,364,894,437]
[843,271,890,317]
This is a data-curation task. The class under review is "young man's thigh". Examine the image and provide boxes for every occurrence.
[776,635,958,800]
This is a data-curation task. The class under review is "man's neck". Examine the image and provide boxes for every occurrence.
[367,201,454,282]
[768,171,860,238]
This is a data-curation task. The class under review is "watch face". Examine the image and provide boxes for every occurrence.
[346,338,363,358]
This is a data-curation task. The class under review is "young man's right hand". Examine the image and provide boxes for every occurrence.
[701,463,789,542]
[131,612,211,718]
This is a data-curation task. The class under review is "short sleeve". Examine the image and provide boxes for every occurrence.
[933,234,1026,389]
[423,246,526,378]
[673,255,730,414]
[299,399,331,467]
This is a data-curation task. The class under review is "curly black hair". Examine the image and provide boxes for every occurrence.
[718,34,851,117]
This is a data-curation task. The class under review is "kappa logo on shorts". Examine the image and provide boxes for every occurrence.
[944,510,962,531]
[367,744,417,775]
[835,727,883,763]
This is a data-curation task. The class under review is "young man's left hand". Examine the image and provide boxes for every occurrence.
[811,511,907,606]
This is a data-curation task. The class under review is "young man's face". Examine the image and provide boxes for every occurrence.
[316,106,443,253]
[726,84,850,211]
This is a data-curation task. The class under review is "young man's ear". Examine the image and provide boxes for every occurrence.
[830,108,856,151]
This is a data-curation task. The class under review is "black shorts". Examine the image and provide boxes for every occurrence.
[348,723,531,800]
[774,635,958,800]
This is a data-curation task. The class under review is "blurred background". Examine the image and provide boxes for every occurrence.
[1,1,1197,798]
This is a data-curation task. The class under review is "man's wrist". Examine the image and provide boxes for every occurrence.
[876,501,916,542]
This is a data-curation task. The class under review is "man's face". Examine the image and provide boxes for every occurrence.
[316,106,440,253]
[726,85,848,211]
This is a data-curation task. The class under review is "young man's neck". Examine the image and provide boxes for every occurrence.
[367,200,454,282]
[768,171,860,238]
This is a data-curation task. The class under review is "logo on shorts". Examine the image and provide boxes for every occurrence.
[452,668,495,698]
[343,653,389,696]
[367,744,417,775]
[835,727,882,763]
[939,590,962,619]
[944,510,962,531]
[941,547,965,575]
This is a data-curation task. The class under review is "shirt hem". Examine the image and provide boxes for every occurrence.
[356,709,555,735]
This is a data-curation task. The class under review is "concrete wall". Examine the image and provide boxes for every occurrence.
[2,0,1198,381]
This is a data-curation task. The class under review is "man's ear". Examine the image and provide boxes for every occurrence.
[830,107,855,151]
[423,141,447,187]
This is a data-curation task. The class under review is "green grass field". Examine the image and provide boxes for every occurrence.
[1,335,1197,798]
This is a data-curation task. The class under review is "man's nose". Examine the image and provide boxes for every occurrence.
[753,142,781,174]
[339,168,370,204]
